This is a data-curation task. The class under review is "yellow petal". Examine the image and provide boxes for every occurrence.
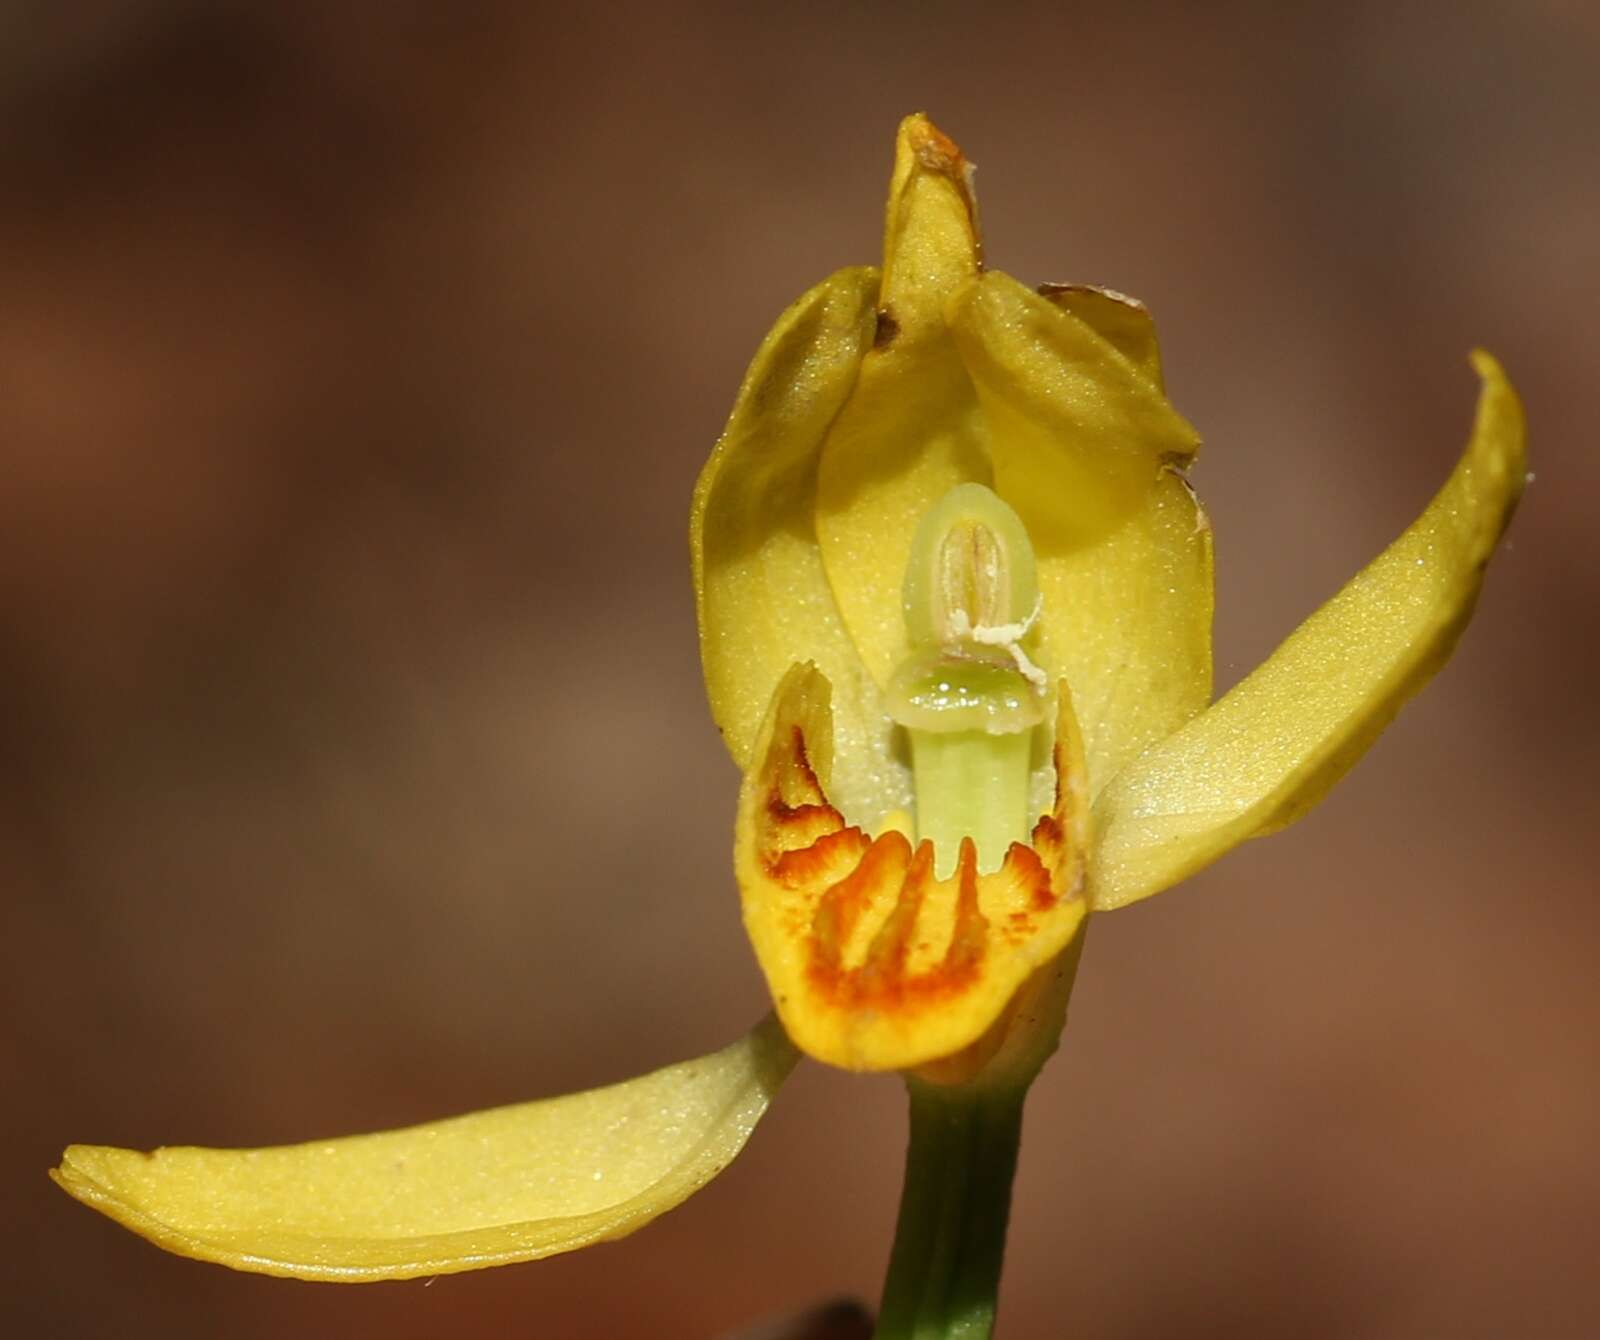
[1028,470,1214,798]
[1091,352,1527,909]
[949,271,1201,546]
[949,272,1213,792]
[1038,283,1165,390]
[735,663,1089,1072]
[813,117,984,708]
[691,266,880,794]
[878,113,982,338]
[52,1019,798,1281]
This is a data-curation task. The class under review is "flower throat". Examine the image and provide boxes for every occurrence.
[887,484,1045,876]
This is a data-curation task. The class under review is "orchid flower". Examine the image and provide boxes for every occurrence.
[55,115,1525,1337]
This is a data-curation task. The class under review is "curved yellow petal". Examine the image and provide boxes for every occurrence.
[52,1020,798,1281]
[949,271,1201,547]
[1091,352,1527,910]
[1037,283,1165,390]
[736,663,1089,1072]
[691,265,879,783]
[949,272,1213,793]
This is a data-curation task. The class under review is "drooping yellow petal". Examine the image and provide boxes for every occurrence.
[735,663,1089,1072]
[1091,352,1527,910]
[52,1020,798,1281]
[692,266,882,809]
[949,272,1213,793]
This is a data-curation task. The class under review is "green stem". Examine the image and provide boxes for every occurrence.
[873,1080,1027,1340]
[873,926,1088,1340]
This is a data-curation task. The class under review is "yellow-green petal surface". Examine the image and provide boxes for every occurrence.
[1091,352,1526,909]
[951,272,1201,545]
[52,1018,798,1281]
[691,267,886,818]
[1028,469,1214,799]
[1038,283,1165,389]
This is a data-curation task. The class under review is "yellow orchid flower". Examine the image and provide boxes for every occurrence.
[695,114,1525,1080]
[54,114,1525,1334]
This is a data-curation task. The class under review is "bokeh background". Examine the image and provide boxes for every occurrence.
[5,2,1596,1336]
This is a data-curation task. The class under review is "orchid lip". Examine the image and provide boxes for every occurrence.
[734,661,1090,1072]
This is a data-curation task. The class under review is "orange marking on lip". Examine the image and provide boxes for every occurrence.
[999,841,1057,913]
[812,831,913,967]
[765,797,846,835]
[803,837,991,1013]
[861,839,935,980]
[769,826,871,887]
[943,838,989,974]
[755,703,1067,1013]
[758,722,853,875]
[765,727,832,816]
[737,662,1091,1071]
[1030,813,1063,852]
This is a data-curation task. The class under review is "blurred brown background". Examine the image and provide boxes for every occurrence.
[4,2,1595,1336]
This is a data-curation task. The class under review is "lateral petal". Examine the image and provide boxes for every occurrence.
[1029,469,1214,801]
[949,271,1201,547]
[949,272,1213,793]
[1037,283,1166,390]
[1091,352,1527,910]
[692,265,880,799]
[52,1020,798,1281]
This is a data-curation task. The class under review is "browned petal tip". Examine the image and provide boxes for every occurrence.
[902,112,967,175]
[1037,281,1149,312]
[891,113,982,268]
[899,114,977,202]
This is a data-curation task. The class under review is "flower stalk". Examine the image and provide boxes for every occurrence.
[875,1080,1026,1340]
[878,921,1088,1339]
